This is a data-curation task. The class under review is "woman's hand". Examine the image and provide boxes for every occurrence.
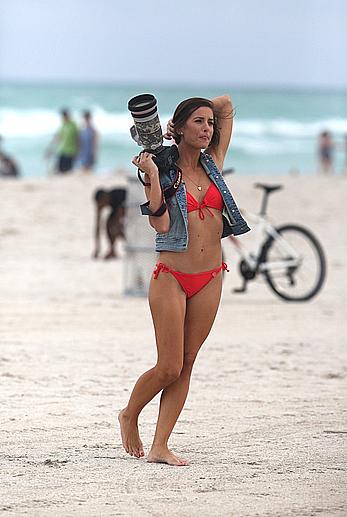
[163,119,176,140]
[132,152,159,178]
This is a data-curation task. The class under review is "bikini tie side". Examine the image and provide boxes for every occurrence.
[222,261,229,272]
[153,262,171,279]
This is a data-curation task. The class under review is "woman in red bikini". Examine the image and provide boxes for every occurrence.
[119,95,241,466]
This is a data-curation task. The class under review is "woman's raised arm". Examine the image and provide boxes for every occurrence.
[207,94,234,171]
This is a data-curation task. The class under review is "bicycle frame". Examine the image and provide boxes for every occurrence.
[227,210,302,273]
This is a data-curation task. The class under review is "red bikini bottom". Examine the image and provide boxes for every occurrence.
[153,261,229,298]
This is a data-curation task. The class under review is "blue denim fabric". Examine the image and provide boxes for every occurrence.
[146,151,250,252]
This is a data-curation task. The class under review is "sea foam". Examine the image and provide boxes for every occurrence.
[2,107,347,140]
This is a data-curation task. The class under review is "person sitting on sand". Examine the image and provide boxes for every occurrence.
[0,151,19,178]
[93,188,127,259]
[0,135,20,178]
[118,95,250,466]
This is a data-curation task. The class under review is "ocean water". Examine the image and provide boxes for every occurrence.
[1,82,347,178]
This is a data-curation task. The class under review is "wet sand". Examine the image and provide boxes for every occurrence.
[1,173,346,516]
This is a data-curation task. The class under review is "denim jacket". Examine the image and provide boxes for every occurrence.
[141,151,250,252]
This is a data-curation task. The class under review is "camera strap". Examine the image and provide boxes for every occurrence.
[162,167,182,199]
[137,169,151,187]
[137,166,182,200]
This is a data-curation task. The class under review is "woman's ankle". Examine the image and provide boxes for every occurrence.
[119,407,137,422]
[151,441,169,450]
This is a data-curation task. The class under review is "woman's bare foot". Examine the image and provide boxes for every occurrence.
[147,445,189,466]
[118,409,144,458]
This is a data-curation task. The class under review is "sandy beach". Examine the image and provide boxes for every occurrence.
[1,172,346,516]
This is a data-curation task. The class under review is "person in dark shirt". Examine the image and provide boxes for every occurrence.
[0,136,20,177]
[0,152,19,178]
[93,188,127,259]
[318,131,334,174]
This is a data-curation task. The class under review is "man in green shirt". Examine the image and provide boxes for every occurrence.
[47,109,79,173]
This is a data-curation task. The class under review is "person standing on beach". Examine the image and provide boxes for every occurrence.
[93,188,127,259]
[46,109,79,173]
[78,110,98,172]
[318,130,334,174]
[119,95,250,466]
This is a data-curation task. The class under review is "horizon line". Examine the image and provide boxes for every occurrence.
[1,78,347,95]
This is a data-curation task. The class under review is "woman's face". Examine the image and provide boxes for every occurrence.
[180,106,214,149]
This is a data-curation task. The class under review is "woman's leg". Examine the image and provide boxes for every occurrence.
[147,274,223,465]
[119,271,186,457]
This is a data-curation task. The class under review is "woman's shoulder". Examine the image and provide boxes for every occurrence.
[200,151,221,174]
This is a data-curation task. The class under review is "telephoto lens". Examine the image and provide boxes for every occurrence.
[128,94,164,152]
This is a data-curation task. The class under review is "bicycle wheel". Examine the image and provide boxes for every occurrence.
[262,224,326,302]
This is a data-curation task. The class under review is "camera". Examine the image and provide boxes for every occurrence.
[128,94,179,175]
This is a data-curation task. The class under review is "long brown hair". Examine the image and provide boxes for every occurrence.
[172,97,223,146]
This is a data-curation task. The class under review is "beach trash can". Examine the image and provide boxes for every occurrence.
[123,174,157,296]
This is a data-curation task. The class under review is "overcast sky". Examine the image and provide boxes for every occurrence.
[1,0,347,88]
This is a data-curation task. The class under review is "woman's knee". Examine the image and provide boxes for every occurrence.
[155,363,182,385]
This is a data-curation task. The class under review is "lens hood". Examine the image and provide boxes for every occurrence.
[128,94,157,115]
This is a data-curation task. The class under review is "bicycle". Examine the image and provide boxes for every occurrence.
[223,178,327,302]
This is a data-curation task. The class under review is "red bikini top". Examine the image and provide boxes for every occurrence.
[186,182,224,220]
